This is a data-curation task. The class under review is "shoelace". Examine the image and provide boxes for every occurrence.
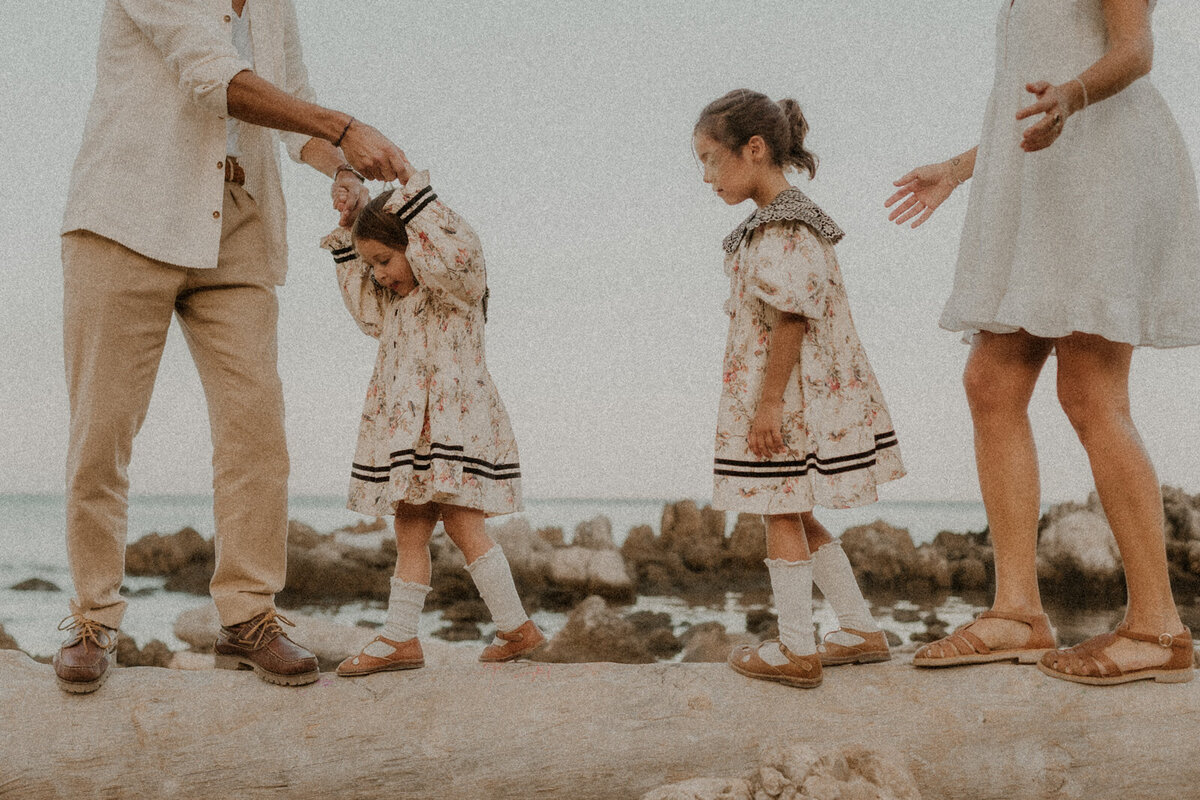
[231,611,296,649]
[57,614,114,649]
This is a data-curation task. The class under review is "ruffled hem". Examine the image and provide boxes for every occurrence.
[939,313,1200,350]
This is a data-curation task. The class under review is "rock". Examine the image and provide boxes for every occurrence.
[0,625,20,651]
[1162,486,1200,542]
[892,608,920,624]
[119,585,157,598]
[441,599,490,623]
[115,633,173,668]
[624,612,683,659]
[167,651,215,670]
[883,630,903,647]
[574,516,616,549]
[622,525,686,593]
[840,521,921,589]
[537,526,566,547]
[334,517,387,535]
[434,622,482,642]
[679,622,755,663]
[641,778,754,800]
[125,526,213,578]
[9,578,60,592]
[281,530,393,606]
[950,558,990,591]
[727,514,767,569]
[661,501,706,553]
[533,596,656,664]
[546,547,636,605]
[660,501,728,574]
[745,609,778,638]
[173,604,474,671]
[645,743,921,800]
[1038,509,1124,604]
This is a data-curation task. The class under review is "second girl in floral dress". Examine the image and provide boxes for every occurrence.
[321,168,543,675]
[695,90,906,688]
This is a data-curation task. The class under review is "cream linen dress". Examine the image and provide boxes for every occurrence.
[712,189,905,514]
[944,0,1200,347]
[321,172,521,516]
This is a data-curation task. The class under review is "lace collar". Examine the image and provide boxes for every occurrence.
[721,188,845,254]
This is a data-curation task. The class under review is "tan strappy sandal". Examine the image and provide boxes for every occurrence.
[912,609,1055,667]
[1037,626,1195,686]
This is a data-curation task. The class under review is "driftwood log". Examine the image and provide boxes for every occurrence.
[1,649,1197,799]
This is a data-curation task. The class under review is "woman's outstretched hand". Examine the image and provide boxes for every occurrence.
[885,163,957,228]
[1016,81,1073,152]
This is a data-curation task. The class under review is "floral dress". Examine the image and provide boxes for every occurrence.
[713,188,905,514]
[321,171,521,517]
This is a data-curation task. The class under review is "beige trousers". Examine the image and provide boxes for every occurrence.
[62,184,288,629]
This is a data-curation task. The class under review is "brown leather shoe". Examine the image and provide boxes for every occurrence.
[480,619,546,663]
[336,635,425,677]
[214,611,320,686]
[53,615,118,694]
[818,628,892,666]
[728,640,823,688]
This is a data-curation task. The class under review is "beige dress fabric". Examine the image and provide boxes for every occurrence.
[322,172,522,517]
[712,189,905,514]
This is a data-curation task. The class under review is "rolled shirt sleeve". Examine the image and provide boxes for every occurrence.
[118,0,252,119]
[278,0,320,162]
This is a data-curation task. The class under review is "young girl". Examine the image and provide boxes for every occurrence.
[320,167,544,676]
[694,90,906,688]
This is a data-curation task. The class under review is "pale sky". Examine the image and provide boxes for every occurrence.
[2,2,1199,502]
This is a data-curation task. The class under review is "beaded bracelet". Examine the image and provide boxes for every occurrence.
[332,116,355,148]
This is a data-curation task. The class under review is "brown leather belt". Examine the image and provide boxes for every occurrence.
[224,156,245,186]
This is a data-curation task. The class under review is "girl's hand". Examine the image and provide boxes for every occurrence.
[1016,81,1072,152]
[748,400,787,459]
[885,163,958,228]
[332,174,370,227]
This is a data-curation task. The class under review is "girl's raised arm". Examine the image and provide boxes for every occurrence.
[320,228,388,338]
[382,172,486,312]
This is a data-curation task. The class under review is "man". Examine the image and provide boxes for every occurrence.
[55,0,395,693]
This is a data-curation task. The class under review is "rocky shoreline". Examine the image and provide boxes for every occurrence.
[4,487,1200,667]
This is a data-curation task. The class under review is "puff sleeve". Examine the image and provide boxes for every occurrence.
[745,220,834,320]
[382,172,486,313]
[320,227,387,338]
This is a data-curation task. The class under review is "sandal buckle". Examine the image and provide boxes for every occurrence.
[1158,633,1175,648]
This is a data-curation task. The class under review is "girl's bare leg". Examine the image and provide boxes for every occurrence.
[924,330,1055,657]
[439,504,495,564]
[800,512,835,553]
[767,513,811,561]
[1055,332,1185,669]
[393,502,439,583]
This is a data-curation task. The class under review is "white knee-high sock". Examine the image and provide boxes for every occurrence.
[762,556,816,663]
[380,578,431,642]
[812,540,879,645]
[464,544,529,634]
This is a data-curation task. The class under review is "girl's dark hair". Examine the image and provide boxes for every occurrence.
[694,89,818,179]
[351,188,408,250]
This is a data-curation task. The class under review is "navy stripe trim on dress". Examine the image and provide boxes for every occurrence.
[351,443,521,483]
[713,432,898,479]
[399,194,438,226]
[391,186,436,223]
[332,246,357,264]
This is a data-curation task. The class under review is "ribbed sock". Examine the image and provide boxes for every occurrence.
[379,578,431,643]
[464,544,529,642]
[812,540,879,646]
[761,556,816,664]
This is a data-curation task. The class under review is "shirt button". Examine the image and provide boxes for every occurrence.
[217,160,224,169]
[224,14,232,22]
[213,211,221,219]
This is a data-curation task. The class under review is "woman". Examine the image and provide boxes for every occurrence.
[887,0,1198,685]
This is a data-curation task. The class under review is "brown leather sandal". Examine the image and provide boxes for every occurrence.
[479,620,546,663]
[1037,625,1195,686]
[818,628,891,666]
[336,635,424,677]
[912,609,1055,667]
[728,640,823,689]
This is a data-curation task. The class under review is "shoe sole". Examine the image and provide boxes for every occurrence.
[336,660,425,678]
[821,652,892,666]
[912,648,1050,668]
[729,660,822,689]
[214,653,320,686]
[55,652,116,694]
[478,639,547,663]
[1036,661,1196,686]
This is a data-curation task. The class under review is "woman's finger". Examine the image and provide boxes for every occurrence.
[891,171,918,187]
[884,186,917,208]
[911,206,936,229]
[1015,97,1054,120]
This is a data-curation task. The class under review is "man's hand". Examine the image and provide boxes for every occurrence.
[339,119,412,183]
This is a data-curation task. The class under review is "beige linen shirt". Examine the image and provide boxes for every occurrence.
[61,0,317,283]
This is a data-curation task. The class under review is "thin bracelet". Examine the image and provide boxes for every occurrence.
[950,155,965,186]
[334,163,365,182]
[1073,77,1089,109]
[332,116,355,148]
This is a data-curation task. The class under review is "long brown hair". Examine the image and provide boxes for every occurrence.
[694,89,818,179]
[350,189,408,250]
